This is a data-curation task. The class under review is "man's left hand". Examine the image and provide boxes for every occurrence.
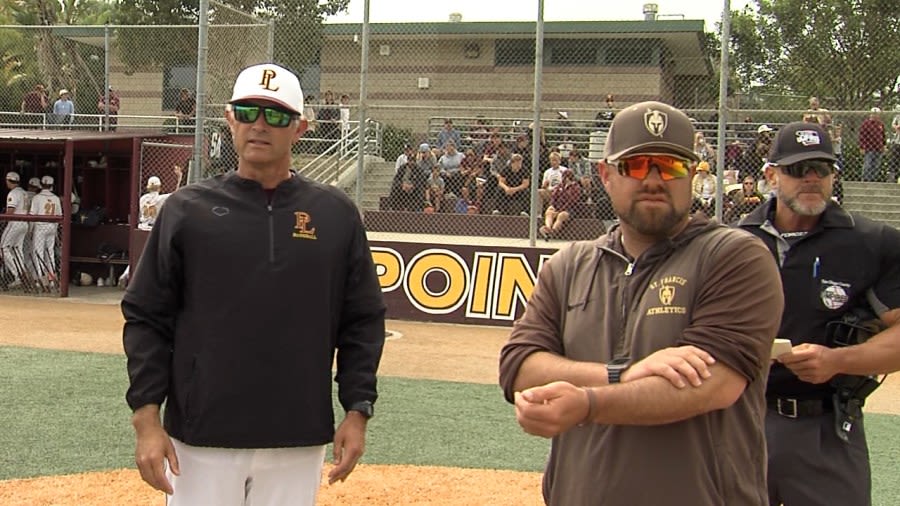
[328,412,367,484]
[777,343,839,384]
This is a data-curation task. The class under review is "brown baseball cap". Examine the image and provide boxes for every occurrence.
[603,101,699,162]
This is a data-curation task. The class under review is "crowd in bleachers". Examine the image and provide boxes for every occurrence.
[380,93,900,239]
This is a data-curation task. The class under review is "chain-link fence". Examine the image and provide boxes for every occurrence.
[304,4,900,242]
[2,1,900,279]
[0,21,270,132]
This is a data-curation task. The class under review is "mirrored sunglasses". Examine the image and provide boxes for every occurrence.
[232,104,297,128]
[612,155,691,181]
[778,160,835,178]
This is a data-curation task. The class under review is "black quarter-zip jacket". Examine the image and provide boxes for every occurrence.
[123,171,386,448]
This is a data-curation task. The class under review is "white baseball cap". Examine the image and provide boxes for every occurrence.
[59,89,69,97]
[5,171,20,182]
[28,177,40,187]
[41,175,54,186]
[757,124,774,134]
[229,63,304,115]
[147,176,162,188]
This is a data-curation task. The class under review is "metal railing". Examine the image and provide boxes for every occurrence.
[0,111,197,133]
[296,118,382,187]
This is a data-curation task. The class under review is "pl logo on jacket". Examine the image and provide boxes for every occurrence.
[293,211,317,240]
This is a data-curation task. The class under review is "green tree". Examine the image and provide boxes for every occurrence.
[729,0,900,109]
[2,0,116,110]
[113,0,349,73]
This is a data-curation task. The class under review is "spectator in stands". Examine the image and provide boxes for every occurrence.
[493,153,531,216]
[317,90,340,144]
[339,94,351,137]
[725,175,764,224]
[693,131,716,171]
[395,143,415,173]
[803,96,832,126]
[98,86,120,131]
[489,141,511,175]
[859,107,886,181]
[888,106,900,183]
[832,165,844,204]
[511,134,533,171]
[50,89,74,127]
[539,151,567,209]
[738,116,757,145]
[467,117,490,149]
[756,163,776,199]
[480,132,505,166]
[439,141,465,196]
[540,169,581,240]
[388,153,426,212]
[567,149,595,202]
[437,119,462,151]
[424,165,445,213]
[736,133,770,182]
[20,83,49,126]
[416,143,437,178]
[756,124,774,144]
[174,88,196,130]
[460,163,486,211]
[303,94,317,135]
[691,161,716,217]
[594,94,616,130]
[527,121,551,171]
[460,147,480,175]
[832,122,845,171]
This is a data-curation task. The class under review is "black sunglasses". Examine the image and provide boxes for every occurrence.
[777,160,835,178]
[231,104,297,128]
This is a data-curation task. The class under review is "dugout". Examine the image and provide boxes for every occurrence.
[0,129,193,297]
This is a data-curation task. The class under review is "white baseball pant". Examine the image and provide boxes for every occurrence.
[166,438,326,506]
[31,224,58,278]
[1,221,28,282]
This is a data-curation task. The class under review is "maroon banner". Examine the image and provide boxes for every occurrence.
[370,240,557,327]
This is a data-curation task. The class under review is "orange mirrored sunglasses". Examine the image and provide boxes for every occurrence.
[611,155,692,181]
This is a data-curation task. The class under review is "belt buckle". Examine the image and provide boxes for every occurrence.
[776,398,798,418]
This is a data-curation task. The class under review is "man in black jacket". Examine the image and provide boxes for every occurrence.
[122,62,386,505]
[740,122,900,506]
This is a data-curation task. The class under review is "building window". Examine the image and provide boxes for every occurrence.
[495,39,535,66]
[162,65,196,110]
[603,41,658,66]
[548,41,598,65]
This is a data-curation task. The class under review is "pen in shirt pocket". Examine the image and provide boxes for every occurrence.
[812,256,820,279]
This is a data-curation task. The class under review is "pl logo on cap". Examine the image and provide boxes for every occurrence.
[644,109,668,137]
[795,130,822,147]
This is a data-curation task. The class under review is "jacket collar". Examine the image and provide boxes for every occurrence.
[740,198,854,230]
[600,213,722,260]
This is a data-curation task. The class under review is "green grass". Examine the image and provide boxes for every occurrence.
[2,346,900,506]
[0,346,547,481]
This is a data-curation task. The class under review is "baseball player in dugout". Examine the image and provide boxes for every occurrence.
[738,122,900,506]
[499,101,785,505]
[122,62,386,505]
[138,164,184,231]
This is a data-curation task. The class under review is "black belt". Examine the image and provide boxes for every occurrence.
[767,397,833,418]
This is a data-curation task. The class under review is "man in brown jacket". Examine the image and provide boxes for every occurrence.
[499,101,784,505]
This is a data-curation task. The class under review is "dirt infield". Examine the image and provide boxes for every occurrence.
[2,293,900,505]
